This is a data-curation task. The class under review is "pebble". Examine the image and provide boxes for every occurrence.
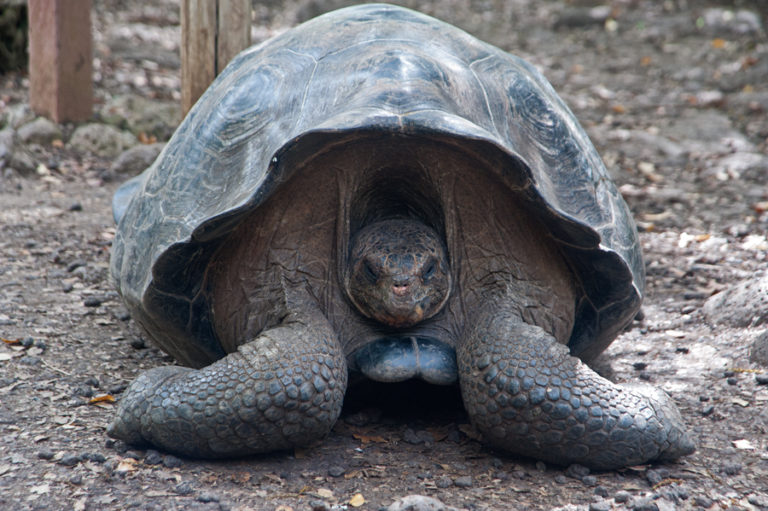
[453,475,473,488]
[70,474,83,485]
[720,463,742,476]
[646,468,669,486]
[633,362,648,370]
[748,494,768,507]
[436,476,452,488]
[582,475,598,487]
[196,492,220,503]
[756,374,768,385]
[693,496,713,508]
[109,384,128,395]
[83,452,106,463]
[726,377,738,386]
[327,465,345,477]
[17,117,63,145]
[565,464,590,479]
[145,450,163,465]
[163,455,183,468]
[124,450,142,461]
[386,495,450,511]
[589,500,611,511]
[174,482,193,495]
[37,450,55,460]
[630,496,659,511]
[58,454,81,467]
[310,501,330,511]
[614,491,631,503]
[73,385,94,398]
[701,405,715,416]
[130,337,146,349]
[83,296,104,307]
[68,123,137,158]
[403,428,434,445]
[20,337,34,348]
[594,486,609,497]
[19,356,41,366]
[107,142,165,178]
[344,407,382,426]
[554,474,568,484]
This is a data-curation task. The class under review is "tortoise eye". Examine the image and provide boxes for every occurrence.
[422,260,437,281]
[362,260,379,283]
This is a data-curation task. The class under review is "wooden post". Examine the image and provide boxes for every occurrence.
[181,0,251,116]
[28,0,93,123]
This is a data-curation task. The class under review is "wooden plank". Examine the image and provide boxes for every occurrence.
[217,0,251,72]
[181,0,251,116]
[28,0,93,122]
[181,0,217,116]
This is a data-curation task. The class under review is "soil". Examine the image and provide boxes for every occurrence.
[1,1,768,510]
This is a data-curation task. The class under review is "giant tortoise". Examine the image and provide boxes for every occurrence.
[108,3,694,469]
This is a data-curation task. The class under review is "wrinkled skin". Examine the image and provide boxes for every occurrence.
[345,219,451,329]
[109,137,695,469]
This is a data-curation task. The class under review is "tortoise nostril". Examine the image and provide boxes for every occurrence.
[392,283,409,296]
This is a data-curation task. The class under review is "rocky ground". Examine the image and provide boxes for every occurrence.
[1,1,767,510]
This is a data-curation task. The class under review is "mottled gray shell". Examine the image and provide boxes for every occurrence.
[110,3,643,366]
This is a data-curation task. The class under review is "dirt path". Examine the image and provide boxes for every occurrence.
[1,1,767,510]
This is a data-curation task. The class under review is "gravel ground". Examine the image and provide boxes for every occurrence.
[1,1,767,510]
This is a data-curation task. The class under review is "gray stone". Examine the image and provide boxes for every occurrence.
[108,143,165,178]
[17,117,63,145]
[386,495,456,511]
[751,331,768,368]
[68,123,137,158]
[704,274,768,328]
[701,8,763,35]
[100,94,181,141]
[0,128,35,175]
[453,475,473,488]
[631,497,658,511]
[1,103,35,129]
[589,500,612,511]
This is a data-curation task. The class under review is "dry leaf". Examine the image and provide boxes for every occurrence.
[349,493,365,507]
[138,132,158,145]
[316,488,334,499]
[353,433,387,444]
[88,394,116,405]
[733,439,755,450]
[711,38,726,49]
[640,56,652,66]
[116,458,138,474]
[458,423,483,441]
[231,471,252,484]
[1,338,20,345]
[611,104,626,114]
[30,483,50,495]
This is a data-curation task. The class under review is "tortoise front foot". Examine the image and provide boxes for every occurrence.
[458,311,695,470]
[108,314,347,458]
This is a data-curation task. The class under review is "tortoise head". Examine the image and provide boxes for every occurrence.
[345,219,451,328]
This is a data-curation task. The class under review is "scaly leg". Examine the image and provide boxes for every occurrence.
[108,305,347,458]
[458,308,694,470]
